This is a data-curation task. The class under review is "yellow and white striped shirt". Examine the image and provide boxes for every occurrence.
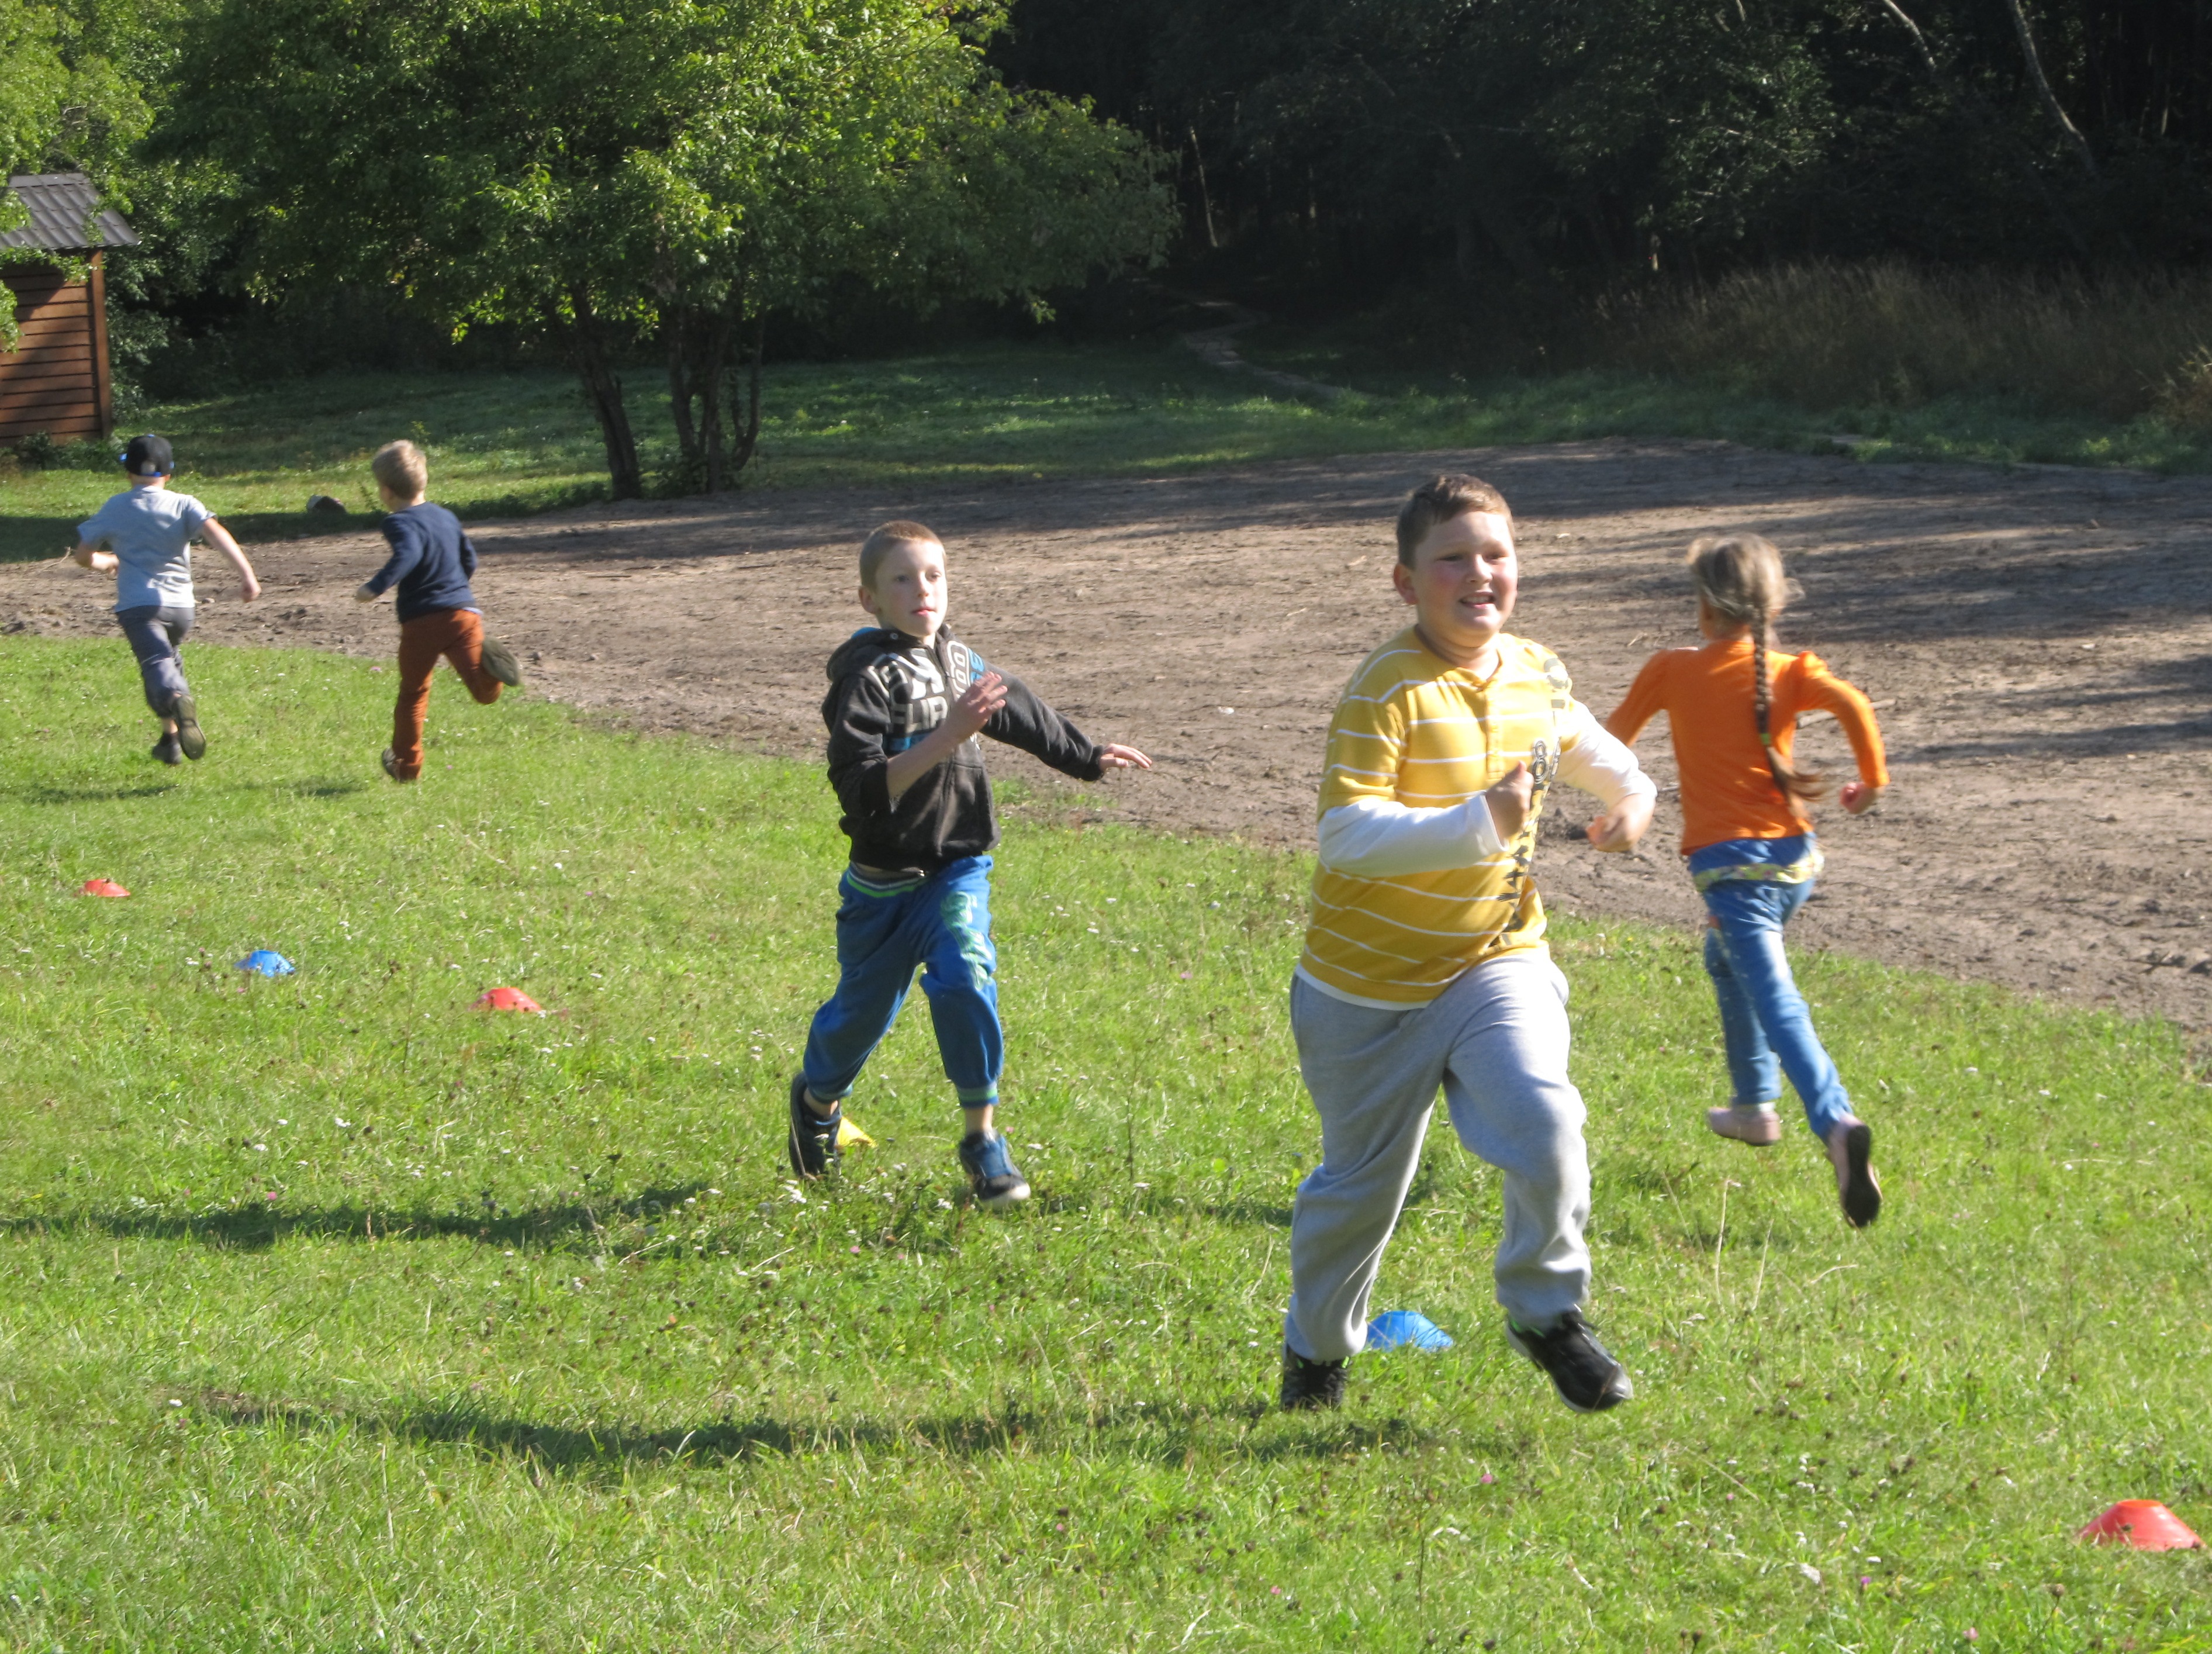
[1298,628,1644,1007]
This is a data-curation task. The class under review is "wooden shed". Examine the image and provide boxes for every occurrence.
[1,172,138,445]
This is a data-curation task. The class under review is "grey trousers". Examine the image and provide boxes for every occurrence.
[1284,952,1594,1362]
[116,605,193,715]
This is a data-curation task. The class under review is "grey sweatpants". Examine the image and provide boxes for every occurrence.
[115,605,192,715]
[1285,952,1592,1362]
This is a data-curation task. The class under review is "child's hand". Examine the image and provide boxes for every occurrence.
[352,582,380,604]
[1097,743,1152,771]
[239,573,261,603]
[1484,762,1534,841]
[1586,791,1654,854]
[1840,781,1883,815]
[945,671,1009,740]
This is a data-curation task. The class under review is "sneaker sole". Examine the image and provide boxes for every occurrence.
[973,1178,1031,1210]
[479,638,525,688]
[172,696,206,761]
[1706,1111,1782,1147]
[1837,1121,1881,1228]
[1505,1323,1634,1414]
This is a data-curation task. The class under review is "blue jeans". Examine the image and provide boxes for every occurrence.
[1692,838,1852,1142]
[801,857,1002,1107]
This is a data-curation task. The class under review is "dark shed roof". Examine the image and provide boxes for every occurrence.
[0,172,139,252]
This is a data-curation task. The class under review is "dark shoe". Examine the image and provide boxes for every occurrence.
[169,693,205,761]
[381,747,414,783]
[1827,1118,1881,1228]
[957,1130,1031,1208]
[479,636,524,688]
[151,733,183,766]
[787,1074,841,1179]
[1279,1344,1347,1412]
[1506,1308,1634,1413]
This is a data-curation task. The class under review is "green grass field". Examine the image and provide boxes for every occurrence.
[11,334,2210,567]
[2,636,2209,1649]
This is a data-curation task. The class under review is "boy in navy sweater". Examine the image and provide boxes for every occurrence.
[351,440,523,781]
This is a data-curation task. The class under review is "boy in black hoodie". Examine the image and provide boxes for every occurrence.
[793,519,1151,1205]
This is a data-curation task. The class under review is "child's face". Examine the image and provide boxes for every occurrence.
[1394,510,1518,665]
[859,538,949,641]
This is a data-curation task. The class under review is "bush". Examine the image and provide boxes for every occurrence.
[9,431,116,470]
[1598,261,2212,421]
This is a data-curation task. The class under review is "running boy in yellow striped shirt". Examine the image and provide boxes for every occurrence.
[1280,474,1658,1415]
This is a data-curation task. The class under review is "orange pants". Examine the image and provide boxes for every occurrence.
[392,607,501,779]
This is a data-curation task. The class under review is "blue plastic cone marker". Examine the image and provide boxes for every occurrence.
[235,950,296,977]
[1364,1310,1454,1352]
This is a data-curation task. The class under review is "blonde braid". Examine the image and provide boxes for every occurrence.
[1686,532,1827,808]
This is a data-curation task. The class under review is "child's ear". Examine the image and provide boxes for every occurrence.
[1390,560,1418,606]
[856,584,880,619]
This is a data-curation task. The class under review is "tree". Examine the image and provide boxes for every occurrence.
[161,0,1171,496]
[0,0,153,344]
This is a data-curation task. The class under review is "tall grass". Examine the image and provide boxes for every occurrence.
[1599,260,2212,424]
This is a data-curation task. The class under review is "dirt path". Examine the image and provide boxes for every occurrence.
[10,437,2212,1029]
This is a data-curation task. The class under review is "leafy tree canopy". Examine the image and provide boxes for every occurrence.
[159,0,1172,493]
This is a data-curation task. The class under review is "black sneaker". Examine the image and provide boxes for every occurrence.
[169,693,206,761]
[1279,1345,1347,1412]
[957,1130,1031,1208]
[479,636,525,688]
[151,733,183,766]
[1506,1309,1634,1413]
[787,1074,841,1179]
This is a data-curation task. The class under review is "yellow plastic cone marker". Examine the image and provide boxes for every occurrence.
[836,1116,876,1148]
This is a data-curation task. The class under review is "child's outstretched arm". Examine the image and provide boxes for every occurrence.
[1799,658,1889,814]
[201,518,261,602]
[1556,706,1657,854]
[977,664,1150,779]
[355,517,422,605]
[68,540,117,575]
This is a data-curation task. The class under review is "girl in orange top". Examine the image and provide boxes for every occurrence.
[1606,534,1889,1228]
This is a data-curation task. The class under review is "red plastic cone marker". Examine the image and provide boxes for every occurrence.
[2078,1501,2203,1550]
[473,986,544,1014]
[81,878,129,898]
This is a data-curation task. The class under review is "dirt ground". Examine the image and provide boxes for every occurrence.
[10,437,2212,1030]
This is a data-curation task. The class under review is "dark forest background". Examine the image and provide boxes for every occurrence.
[12,0,2212,441]
[994,0,2212,299]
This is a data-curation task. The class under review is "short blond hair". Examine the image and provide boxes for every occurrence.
[372,439,428,498]
[860,519,941,588]
[1395,474,1513,565]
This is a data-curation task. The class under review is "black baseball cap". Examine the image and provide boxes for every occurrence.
[120,434,174,476]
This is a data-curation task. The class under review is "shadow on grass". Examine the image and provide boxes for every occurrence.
[4,1187,711,1253]
[6,775,372,805]
[191,1389,1435,1474]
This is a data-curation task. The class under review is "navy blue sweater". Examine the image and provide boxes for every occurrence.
[366,503,479,623]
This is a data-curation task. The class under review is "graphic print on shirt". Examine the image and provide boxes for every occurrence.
[1499,732,1560,931]
[873,651,948,753]
[874,638,983,754]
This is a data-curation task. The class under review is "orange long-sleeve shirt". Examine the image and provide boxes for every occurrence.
[1605,637,1888,855]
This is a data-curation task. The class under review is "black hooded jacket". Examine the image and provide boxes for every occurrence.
[822,626,1106,873]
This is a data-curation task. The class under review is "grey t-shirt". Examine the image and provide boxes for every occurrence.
[77,486,215,612]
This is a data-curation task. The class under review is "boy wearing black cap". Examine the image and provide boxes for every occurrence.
[70,434,261,764]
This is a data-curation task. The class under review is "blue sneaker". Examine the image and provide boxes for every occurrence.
[957,1130,1031,1208]
[787,1075,841,1179]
